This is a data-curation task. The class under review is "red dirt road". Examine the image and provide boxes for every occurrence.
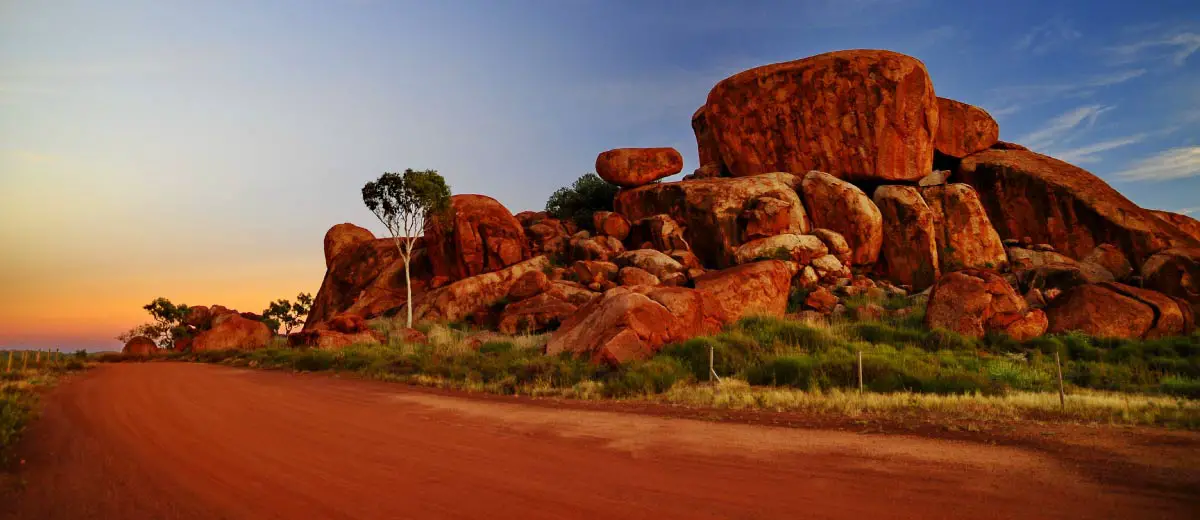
[3,363,1195,519]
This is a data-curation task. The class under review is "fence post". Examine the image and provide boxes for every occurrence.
[708,345,722,384]
[5,351,11,373]
[22,350,29,370]
[857,351,864,393]
[1055,351,1065,411]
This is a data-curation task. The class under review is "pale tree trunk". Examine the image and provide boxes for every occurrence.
[404,255,413,328]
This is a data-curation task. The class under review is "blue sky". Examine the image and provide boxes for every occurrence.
[1,0,1198,349]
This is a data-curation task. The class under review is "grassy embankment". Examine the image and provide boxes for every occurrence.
[1,350,88,462]
[109,296,1200,429]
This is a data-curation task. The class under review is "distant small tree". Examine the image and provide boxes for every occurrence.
[545,173,619,229]
[261,292,314,335]
[116,297,191,348]
[362,169,451,328]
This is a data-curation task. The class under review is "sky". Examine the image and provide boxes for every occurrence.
[2,0,1198,351]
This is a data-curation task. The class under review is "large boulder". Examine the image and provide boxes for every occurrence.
[873,185,939,290]
[304,238,433,329]
[694,260,794,321]
[703,50,937,181]
[920,184,1007,271]
[192,313,272,352]
[546,286,723,365]
[595,147,684,188]
[414,256,551,323]
[289,330,382,349]
[1045,283,1192,339]
[1141,248,1200,318]
[925,269,1046,340]
[934,97,999,158]
[615,173,808,268]
[800,171,882,265]
[122,336,158,355]
[1151,210,1200,242]
[324,223,375,268]
[958,149,1198,265]
[424,194,528,282]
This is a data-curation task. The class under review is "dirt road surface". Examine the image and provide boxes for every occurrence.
[3,363,1196,519]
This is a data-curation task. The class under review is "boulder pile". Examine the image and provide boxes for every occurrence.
[298,49,1197,362]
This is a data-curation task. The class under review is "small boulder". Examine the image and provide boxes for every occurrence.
[614,249,686,280]
[804,287,839,315]
[618,266,660,287]
[593,211,631,241]
[810,229,852,266]
[734,234,828,265]
[925,269,1045,339]
[122,336,158,355]
[740,196,805,241]
[572,260,619,285]
[1140,248,1199,318]
[326,313,369,334]
[508,270,551,301]
[595,147,683,188]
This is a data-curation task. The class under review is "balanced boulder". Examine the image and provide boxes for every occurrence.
[703,49,937,181]
[595,147,683,188]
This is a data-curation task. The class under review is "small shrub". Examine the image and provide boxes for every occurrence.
[1161,375,1200,399]
[604,358,691,398]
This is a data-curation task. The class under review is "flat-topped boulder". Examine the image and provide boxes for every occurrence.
[703,49,937,181]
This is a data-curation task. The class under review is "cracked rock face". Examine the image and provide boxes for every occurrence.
[1045,282,1193,339]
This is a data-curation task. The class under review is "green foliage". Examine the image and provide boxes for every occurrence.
[261,292,314,335]
[117,297,192,348]
[786,288,809,314]
[602,357,691,398]
[545,173,619,229]
[363,169,452,327]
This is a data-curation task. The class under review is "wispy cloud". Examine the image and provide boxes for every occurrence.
[1048,134,1146,164]
[1108,31,1200,66]
[1115,146,1200,182]
[1176,207,1200,215]
[1018,105,1114,151]
[1014,18,1081,55]
[986,69,1145,114]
